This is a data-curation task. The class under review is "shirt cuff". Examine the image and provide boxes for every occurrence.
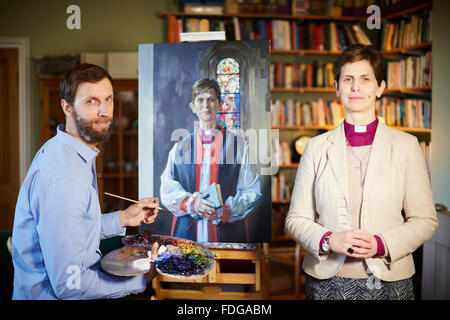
[101,211,126,239]
[180,196,191,213]
[319,231,332,252]
[374,235,386,257]
[220,206,231,223]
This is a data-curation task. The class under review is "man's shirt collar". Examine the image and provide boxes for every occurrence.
[56,124,99,163]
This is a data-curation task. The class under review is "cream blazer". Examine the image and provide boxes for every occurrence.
[285,119,438,281]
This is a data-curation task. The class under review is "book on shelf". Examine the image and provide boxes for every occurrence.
[272,21,370,50]
[380,9,431,50]
[376,97,431,129]
[271,172,291,202]
[351,24,372,45]
[271,61,335,88]
[175,16,371,51]
[419,140,432,178]
[271,99,344,127]
[271,137,292,168]
[291,0,309,16]
[183,4,224,15]
[222,0,373,17]
[386,51,431,88]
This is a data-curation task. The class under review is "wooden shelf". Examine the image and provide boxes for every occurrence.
[271,87,335,93]
[272,199,291,204]
[272,124,431,134]
[272,86,432,94]
[278,163,299,168]
[382,1,432,20]
[272,125,335,131]
[384,86,432,94]
[160,11,365,21]
[381,42,432,55]
[271,49,342,55]
[389,126,431,133]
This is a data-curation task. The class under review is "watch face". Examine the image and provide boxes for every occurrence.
[322,239,329,252]
[295,136,311,155]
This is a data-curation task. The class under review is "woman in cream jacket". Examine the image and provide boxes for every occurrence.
[285,44,438,300]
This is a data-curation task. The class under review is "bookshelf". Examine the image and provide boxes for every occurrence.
[160,0,433,299]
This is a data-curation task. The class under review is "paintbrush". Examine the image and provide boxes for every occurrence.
[104,192,173,213]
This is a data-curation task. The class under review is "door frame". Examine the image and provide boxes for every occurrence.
[0,37,30,183]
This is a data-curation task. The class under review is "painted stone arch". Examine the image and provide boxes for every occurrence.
[198,41,270,132]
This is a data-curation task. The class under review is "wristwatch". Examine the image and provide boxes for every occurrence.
[322,233,332,253]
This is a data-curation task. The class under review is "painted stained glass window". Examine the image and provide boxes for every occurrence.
[216,58,240,134]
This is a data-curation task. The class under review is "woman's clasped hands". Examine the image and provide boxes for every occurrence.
[328,229,378,258]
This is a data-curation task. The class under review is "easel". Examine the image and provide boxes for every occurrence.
[151,32,271,300]
[152,243,270,300]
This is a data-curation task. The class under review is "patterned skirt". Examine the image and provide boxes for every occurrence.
[305,274,414,300]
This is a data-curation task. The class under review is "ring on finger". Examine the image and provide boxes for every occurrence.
[347,247,354,254]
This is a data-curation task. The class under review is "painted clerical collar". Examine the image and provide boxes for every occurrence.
[344,118,378,147]
[199,126,222,145]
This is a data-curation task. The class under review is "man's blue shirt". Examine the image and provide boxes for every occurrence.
[12,125,146,299]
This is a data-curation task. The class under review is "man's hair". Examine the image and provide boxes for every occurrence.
[191,79,221,103]
[60,63,113,106]
[334,44,385,87]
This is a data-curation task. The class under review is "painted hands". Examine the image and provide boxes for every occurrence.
[191,193,221,221]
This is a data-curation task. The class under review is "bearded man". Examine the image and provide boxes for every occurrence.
[12,64,159,300]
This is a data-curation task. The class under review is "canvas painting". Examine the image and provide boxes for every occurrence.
[139,40,271,243]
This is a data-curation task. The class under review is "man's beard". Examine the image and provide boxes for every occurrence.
[72,110,113,144]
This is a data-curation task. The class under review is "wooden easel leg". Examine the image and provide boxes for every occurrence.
[262,242,270,299]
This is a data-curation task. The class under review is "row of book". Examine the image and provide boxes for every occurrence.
[380,9,432,50]
[270,54,431,90]
[292,0,380,17]
[271,97,432,129]
[271,61,335,88]
[270,20,371,51]
[271,99,345,127]
[179,18,371,50]
[271,173,291,202]
[272,139,294,166]
[376,97,432,129]
[182,0,380,17]
[386,51,432,88]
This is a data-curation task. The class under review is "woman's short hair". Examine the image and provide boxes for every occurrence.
[192,79,221,102]
[60,63,113,106]
[334,44,385,87]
